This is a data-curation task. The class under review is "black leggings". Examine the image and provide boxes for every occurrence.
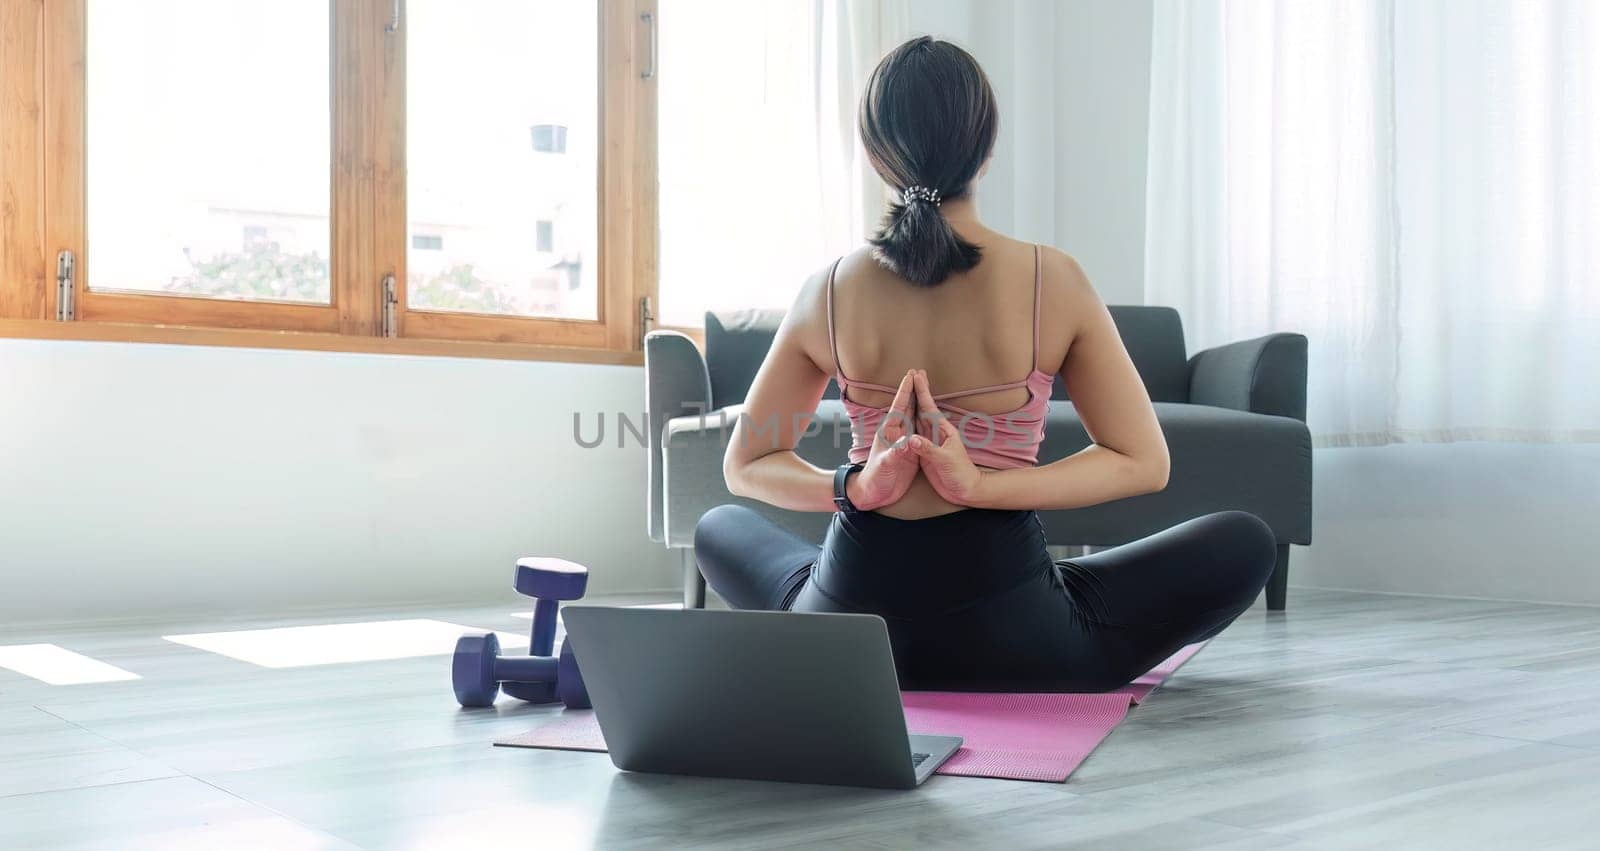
[694,505,1276,692]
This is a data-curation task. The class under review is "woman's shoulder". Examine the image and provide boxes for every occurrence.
[955,237,1097,306]
[1026,244,1104,370]
[788,248,875,315]
[986,239,1087,290]
[790,248,893,317]
[779,249,879,352]
[772,250,882,374]
[1013,243,1095,315]
[832,246,897,287]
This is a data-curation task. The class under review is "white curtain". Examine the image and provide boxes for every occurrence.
[655,0,908,328]
[1146,0,1600,444]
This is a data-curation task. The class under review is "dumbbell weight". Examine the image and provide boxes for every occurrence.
[556,638,588,708]
[451,631,589,709]
[501,557,589,704]
[516,557,588,654]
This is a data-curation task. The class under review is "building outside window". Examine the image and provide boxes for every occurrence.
[530,123,567,154]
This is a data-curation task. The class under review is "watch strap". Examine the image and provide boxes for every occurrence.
[833,462,865,512]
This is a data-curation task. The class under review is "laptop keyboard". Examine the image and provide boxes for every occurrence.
[911,752,930,766]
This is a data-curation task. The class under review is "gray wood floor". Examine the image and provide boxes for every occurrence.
[3,588,1599,850]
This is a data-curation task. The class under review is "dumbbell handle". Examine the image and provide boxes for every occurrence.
[530,597,560,657]
[493,654,558,684]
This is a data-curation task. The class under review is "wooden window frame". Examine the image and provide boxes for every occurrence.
[0,0,658,365]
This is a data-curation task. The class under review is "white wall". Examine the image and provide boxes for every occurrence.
[0,339,677,624]
[1294,444,1600,605]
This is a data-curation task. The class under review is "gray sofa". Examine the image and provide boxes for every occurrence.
[645,306,1312,610]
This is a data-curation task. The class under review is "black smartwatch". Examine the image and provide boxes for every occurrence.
[833,462,865,513]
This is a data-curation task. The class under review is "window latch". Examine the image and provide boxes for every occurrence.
[381,274,398,338]
[639,294,655,345]
[640,12,657,79]
[56,250,76,322]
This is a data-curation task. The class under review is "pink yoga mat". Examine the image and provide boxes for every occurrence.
[496,642,1206,783]
[1117,640,1205,704]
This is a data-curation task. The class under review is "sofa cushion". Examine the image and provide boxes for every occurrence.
[705,310,844,410]
[705,310,784,411]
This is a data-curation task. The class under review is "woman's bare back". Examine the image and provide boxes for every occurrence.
[805,227,1077,518]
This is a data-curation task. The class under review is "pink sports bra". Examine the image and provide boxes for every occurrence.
[828,245,1053,470]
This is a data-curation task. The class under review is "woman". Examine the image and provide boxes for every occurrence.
[695,36,1275,691]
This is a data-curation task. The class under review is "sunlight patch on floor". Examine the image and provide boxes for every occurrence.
[164,619,528,668]
[0,644,141,685]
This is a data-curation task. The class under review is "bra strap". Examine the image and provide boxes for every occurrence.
[931,377,1031,401]
[825,257,845,380]
[1032,244,1043,371]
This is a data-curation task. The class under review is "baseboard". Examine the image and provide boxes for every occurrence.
[1289,582,1600,610]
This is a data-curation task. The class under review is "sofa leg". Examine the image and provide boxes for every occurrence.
[1266,544,1290,611]
[682,548,706,609]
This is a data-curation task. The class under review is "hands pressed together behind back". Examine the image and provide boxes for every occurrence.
[845,369,986,512]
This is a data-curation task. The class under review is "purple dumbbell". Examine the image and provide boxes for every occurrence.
[451,631,589,709]
[452,557,590,707]
[516,557,589,657]
[499,558,588,703]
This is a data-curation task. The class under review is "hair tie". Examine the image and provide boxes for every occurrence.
[901,185,941,206]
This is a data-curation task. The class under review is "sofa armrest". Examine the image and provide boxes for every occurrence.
[645,331,713,543]
[1187,333,1308,421]
[660,403,847,548]
[662,406,739,548]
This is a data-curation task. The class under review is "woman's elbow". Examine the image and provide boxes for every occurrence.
[723,443,768,499]
[725,473,754,500]
[1144,454,1170,494]
[1140,445,1171,494]
[1117,439,1168,496]
[723,455,751,498]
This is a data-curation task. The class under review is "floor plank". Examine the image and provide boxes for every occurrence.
[0,705,179,798]
[0,776,357,851]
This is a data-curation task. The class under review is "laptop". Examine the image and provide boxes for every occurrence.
[559,606,962,789]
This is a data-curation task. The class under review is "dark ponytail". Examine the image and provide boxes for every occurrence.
[860,37,998,287]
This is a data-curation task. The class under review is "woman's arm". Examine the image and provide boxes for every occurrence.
[911,255,1170,511]
[723,272,920,512]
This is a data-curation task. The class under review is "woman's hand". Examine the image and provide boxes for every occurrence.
[909,369,987,506]
[846,370,922,511]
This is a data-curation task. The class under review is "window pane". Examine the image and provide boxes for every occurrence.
[86,0,331,303]
[407,1,599,320]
